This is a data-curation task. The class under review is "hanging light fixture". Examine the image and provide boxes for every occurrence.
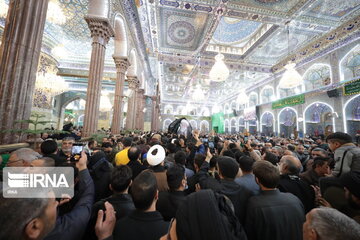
[278,21,303,89]
[209,52,230,82]
[192,84,205,101]
[237,91,249,105]
[0,0,8,18]
[35,67,68,97]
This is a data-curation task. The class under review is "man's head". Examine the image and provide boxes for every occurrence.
[217,156,239,180]
[279,155,302,175]
[110,165,133,193]
[166,143,177,154]
[131,171,158,211]
[311,148,328,159]
[303,207,360,240]
[312,157,330,177]
[296,145,305,154]
[61,137,75,154]
[7,148,42,167]
[193,154,206,172]
[340,171,360,208]
[253,160,280,189]
[128,146,141,162]
[101,142,113,153]
[237,156,255,173]
[287,144,295,152]
[271,146,284,157]
[263,151,279,166]
[326,132,353,152]
[167,164,186,191]
[31,157,55,167]
[40,140,58,155]
[122,137,133,148]
[0,190,58,240]
[88,140,97,150]
[174,151,187,166]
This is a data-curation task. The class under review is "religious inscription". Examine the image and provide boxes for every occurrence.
[343,78,360,96]
[272,94,305,109]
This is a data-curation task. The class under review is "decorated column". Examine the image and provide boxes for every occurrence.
[82,16,114,137]
[111,57,129,134]
[135,89,145,130]
[0,0,49,144]
[125,76,139,130]
[151,96,157,131]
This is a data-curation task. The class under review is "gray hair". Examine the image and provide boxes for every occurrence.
[281,155,301,175]
[10,148,41,163]
[311,207,360,240]
[62,137,75,142]
[0,189,50,239]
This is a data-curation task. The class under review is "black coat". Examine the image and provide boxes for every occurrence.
[83,193,135,240]
[245,189,305,240]
[278,174,315,213]
[156,190,186,221]
[113,210,169,240]
[127,160,148,180]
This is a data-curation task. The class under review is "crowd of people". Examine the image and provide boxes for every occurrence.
[1,128,360,240]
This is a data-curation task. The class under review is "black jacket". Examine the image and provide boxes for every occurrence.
[45,169,95,240]
[127,160,148,180]
[245,189,305,240]
[83,193,135,240]
[113,210,169,240]
[278,174,315,213]
[156,190,186,221]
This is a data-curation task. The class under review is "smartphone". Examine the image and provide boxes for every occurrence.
[71,145,83,155]
[244,136,248,143]
[208,141,215,149]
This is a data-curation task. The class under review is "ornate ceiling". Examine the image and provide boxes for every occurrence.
[137,0,360,104]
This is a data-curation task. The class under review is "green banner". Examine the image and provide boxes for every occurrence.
[272,94,305,109]
[343,78,360,96]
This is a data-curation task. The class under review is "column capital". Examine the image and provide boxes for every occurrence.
[85,15,114,45]
[137,88,145,94]
[113,56,129,73]
[127,76,140,89]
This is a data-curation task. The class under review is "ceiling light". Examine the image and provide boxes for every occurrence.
[237,91,249,105]
[209,52,229,82]
[35,68,68,97]
[0,0,8,18]
[47,0,67,25]
[51,44,68,59]
[278,62,303,89]
[192,84,205,101]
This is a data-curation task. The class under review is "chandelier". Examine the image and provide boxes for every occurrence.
[35,68,68,97]
[47,0,67,25]
[237,91,249,105]
[209,52,229,82]
[0,0,8,18]
[278,21,303,89]
[192,84,205,101]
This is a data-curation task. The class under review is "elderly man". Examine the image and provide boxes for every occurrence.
[303,207,360,240]
[58,137,75,163]
[7,148,42,167]
[278,155,315,213]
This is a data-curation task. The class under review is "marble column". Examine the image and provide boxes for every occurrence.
[125,76,139,130]
[111,56,129,134]
[330,52,341,83]
[82,16,114,137]
[135,89,145,130]
[0,0,49,144]
[151,96,157,131]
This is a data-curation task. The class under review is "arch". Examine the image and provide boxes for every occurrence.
[224,103,230,114]
[189,120,197,129]
[200,120,210,133]
[230,118,237,134]
[113,14,128,57]
[177,106,186,115]
[88,0,110,18]
[230,101,237,111]
[164,104,173,115]
[260,111,275,135]
[200,107,210,116]
[343,94,360,139]
[340,44,360,81]
[303,63,331,91]
[278,107,298,138]
[260,86,275,104]
[303,102,335,136]
[127,49,138,77]
[248,92,258,107]
[163,119,172,131]
[224,119,230,133]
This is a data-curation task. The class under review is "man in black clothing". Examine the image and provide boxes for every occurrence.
[300,157,330,186]
[278,155,315,213]
[127,146,147,179]
[113,171,168,240]
[157,164,187,221]
[245,160,305,240]
[57,137,75,162]
[40,139,65,166]
[84,165,135,240]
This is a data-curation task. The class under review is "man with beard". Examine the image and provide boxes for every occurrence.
[340,171,360,223]
[57,137,75,163]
